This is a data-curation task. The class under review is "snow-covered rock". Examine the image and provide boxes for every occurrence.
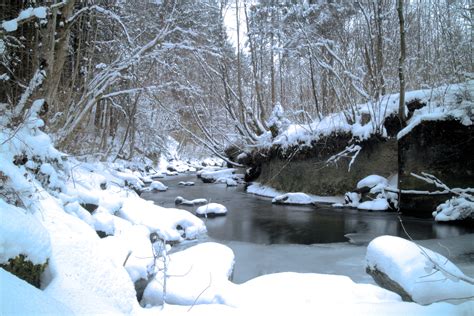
[272,192,313,205]
[432,196,474,221]
[141,242,235,306]
[119,196,207,241]
[0,199,51,265]
[195,203,228,217]
[226,178,238,187]
[148,180,168,192]
[358,198,390,211]
[179,181,195,186]
[246,182,283,198]
[199,168,235,183]
[174,196,208,206]
[366,235,474,305]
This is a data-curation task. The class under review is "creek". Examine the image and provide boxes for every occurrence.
[141,174,474,283]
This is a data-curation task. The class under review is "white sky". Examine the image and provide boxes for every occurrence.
[222,0,248,50]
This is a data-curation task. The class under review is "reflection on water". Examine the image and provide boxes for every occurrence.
[142,175,474,245]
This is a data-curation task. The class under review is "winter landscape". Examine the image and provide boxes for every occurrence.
[1,1,473,315]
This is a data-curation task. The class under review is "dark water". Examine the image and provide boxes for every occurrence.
[142,174,474,245]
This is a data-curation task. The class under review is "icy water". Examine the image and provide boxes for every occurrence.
[142,174,474,283]
[142,174,474,245]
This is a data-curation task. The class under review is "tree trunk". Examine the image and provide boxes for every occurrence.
[398,0,407,125]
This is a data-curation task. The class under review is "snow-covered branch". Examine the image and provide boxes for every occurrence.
[326,144,362,172]
[67,5,132,45]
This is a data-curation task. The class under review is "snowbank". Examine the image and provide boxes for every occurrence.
[119,196,207,242]
[142,242,235,306]
[366,235,474,305]
[1,269,73,315]
[39,194,140,314]
[0,199,51,265]
[272,192,314,205]
[246,182,283,198]
[257,81,473,149]
[195,203,228,216]
[199,168,236,183]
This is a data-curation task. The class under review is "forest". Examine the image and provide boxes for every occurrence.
[1,1,473,315]
[1,0,471,160]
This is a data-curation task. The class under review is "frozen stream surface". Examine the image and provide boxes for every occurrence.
[142,174,474,284]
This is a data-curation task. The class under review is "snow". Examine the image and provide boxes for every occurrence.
[196,203,228,216]
[119,196,207,242]
[272,192,314,205]
[248,183,343,205]
[148,180,168,191]
[0,199,51,265]
[432,196,474,221]
[175,196,208,206]
[179,181,195,186]
[366,235,474,305]
[257,81,473,149]
[246,182,283,198]
[199,168,236,183]
[39,194,140,314]
[357,198,390,211]
[141,242,235,306]
[1,269,73,315]
[357,175,389,189]
[1,7,47,33]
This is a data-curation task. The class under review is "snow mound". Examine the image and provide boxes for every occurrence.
[246,183,284,198]
[40,195,139,314]
[142,242,235,306]
[366,235,474,305]
[234,272,401,309]
[1,269,73,315]
[0,199,51,265]
[199,168,236,183]
[358,198,390,211]
[196,203,228,216]
[432,196,474,221]
[175,196,208,206]
[272,192,313,205]
[148,180,168,191]
[357,175,389,190]
[119,196,207,241]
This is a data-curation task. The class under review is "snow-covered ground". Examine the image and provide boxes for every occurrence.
[257,80,473,149]
[1,102,473,314]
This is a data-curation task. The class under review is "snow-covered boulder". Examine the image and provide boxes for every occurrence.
[178,181,195,186]
[366,235,474,305]
[358,198,390,211]
[119,196,207,242]
[272,192,313,205]
[432,196,474,221]
[195,203,228,217]
[141,242,235,306]
[226,178,238,187]
[174,196,208,206]
[199,168,235,183]
[148,181,168,192]
[150,172,165,179]
[0,199,51,266]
